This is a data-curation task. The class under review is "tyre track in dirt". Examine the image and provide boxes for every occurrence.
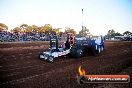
[1,44,132,84]
[1,51,131,88]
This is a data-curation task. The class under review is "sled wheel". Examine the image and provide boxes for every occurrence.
[48,56,54,63]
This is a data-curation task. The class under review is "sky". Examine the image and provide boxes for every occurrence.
[0,0,132,35]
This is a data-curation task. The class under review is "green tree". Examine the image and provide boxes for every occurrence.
[65,27,76,34]
[38,26,46,33]
[123,31,131,36]
[114,32,122,36]
[79,26,90,37]
[20,24,28,33]
[52,28,60,35]
[12,27,21,33]
[31,25,39,32]
[25,26,32,33]
[0,23,8,31]
[106,29,115,39]
[43,24,53,34]
[111,29,115,37]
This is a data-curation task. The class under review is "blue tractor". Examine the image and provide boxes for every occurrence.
[70,36,104,58]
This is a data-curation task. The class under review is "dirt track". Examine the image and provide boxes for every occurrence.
[0,41,132,88]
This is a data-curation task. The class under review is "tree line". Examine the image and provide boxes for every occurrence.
[0,23,76,36]
[0,22,131,38]
[105,29,132,39]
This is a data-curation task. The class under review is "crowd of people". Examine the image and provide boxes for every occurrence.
[0,31,63,42]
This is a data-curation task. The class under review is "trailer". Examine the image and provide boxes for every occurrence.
[39,34,104,62]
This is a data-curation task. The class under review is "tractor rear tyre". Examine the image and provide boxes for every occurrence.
[92,45,101,56]
[70,45,83,58]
